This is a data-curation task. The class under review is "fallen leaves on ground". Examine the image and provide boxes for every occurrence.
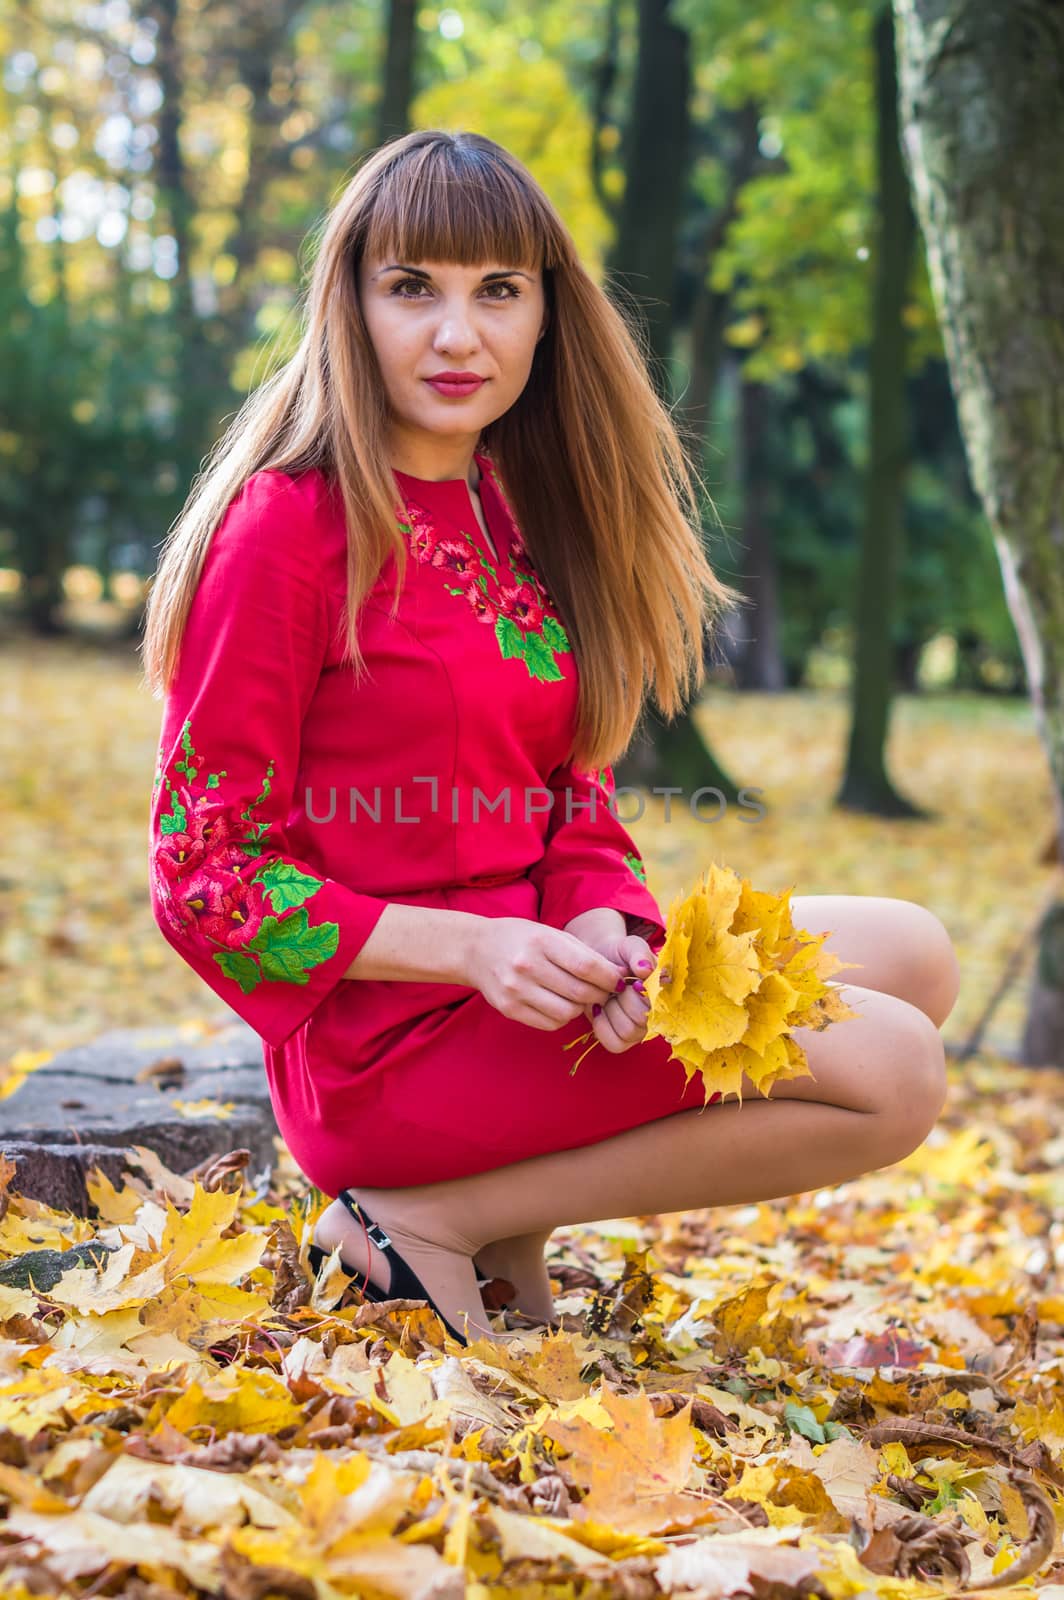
[1,1049,1063,1597]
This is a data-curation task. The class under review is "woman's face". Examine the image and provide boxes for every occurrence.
[357,254,548,458]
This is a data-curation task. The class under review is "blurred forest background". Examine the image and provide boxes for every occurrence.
[0,0,1051,1076]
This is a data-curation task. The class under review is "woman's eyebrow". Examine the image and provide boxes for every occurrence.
[374,264,535,282]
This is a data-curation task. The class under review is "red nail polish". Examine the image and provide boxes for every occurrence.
[592,1003,602,1017]
[634,980,646,995]
[637,959,652,970]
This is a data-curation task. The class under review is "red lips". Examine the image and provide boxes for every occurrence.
[425,373,487,397]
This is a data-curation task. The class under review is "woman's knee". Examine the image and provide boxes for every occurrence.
[869,999,949,1161]
[895,901,961,1030]
[793,893,961,1030]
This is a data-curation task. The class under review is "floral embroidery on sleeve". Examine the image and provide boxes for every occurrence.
[624,851,648,883]
[575,763,648,883]
[396,472,572,683]
[152,718,341,997]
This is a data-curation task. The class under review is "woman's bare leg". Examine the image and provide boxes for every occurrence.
[316,982,948,1342]
[472,1232,556,1320]
[463,894,959,1324]
[789,894,960,1029]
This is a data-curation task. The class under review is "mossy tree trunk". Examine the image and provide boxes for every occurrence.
[894,0,1064,1062]
[837,5,925,818]
[607,0,743,803]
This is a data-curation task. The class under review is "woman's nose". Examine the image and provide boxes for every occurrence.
[433,306,480,352]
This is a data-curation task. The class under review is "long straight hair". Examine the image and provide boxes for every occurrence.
[140,128,746,773]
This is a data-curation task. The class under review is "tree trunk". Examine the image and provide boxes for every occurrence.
[606,0,743,802]
[837,6,926,817]
[589,0,622,224]
[605,0,692,398]
[678,99,762,468]
[376,0,417,146]
[734,378,786,690]
[149,0,213,478]
[614,691,744,805]
[894,0,1064,1061]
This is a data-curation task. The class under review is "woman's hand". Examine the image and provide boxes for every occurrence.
[563,908,657,1054]
[466,916,626,1031]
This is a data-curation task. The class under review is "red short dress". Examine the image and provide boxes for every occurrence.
[148,456,712,1195]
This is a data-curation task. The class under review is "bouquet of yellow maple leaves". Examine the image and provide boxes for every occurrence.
[565,862,862,1107]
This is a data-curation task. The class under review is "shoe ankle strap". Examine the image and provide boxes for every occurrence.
[338,1189,392,1251]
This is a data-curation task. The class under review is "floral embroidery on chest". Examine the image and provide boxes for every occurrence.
[395,461,572,682]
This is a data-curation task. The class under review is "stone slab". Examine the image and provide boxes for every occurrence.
[0,1020,278,1212]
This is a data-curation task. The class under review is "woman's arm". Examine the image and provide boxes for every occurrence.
[341,904,487,984]
[149,472,392,1051]
[346,904,629,1036]
[563,907,627,944]
[343,905,634,986]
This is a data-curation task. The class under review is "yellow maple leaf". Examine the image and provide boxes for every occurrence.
[538,1386,717,1536]
[165,1369,305,1438]
[138,1279,270,1344]
[565,863,861,1101]
[724,1462,810,1526]
[160,1180,266,1286]
[500,1332,590,1403]
[1011,1397,1064,1453]
[0,1048,53,1102]
[46,1243,167,1315]
[642,864,862,1105]
[85,1166,143,1224]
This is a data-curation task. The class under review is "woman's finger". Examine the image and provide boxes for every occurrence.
[547,953,625,1010]
[592,992,647,1052]
[589,996,629,1053]
[612,977,651,1028]
[620,935,658,979]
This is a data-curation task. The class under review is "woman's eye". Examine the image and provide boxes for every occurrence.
[389,279,520,300]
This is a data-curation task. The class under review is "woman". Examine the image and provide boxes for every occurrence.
[142,129,959,1347]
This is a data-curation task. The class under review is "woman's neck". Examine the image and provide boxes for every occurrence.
[387,438,482,489]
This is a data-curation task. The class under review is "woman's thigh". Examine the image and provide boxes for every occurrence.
[790,893,960,1029]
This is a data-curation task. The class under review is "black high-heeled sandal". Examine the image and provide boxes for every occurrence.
[306,1189,475,1346]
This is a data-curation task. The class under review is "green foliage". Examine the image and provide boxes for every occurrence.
[0,0,1015,688]
[413,51,615,270]
[705,358,1020,689]
[673,0,942,381]
[783,1401,853,1443]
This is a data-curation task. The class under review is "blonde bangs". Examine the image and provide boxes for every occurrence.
[359,140,557,274]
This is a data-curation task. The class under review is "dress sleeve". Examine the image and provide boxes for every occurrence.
[148,471,391,1050]
[527,760,667,953]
